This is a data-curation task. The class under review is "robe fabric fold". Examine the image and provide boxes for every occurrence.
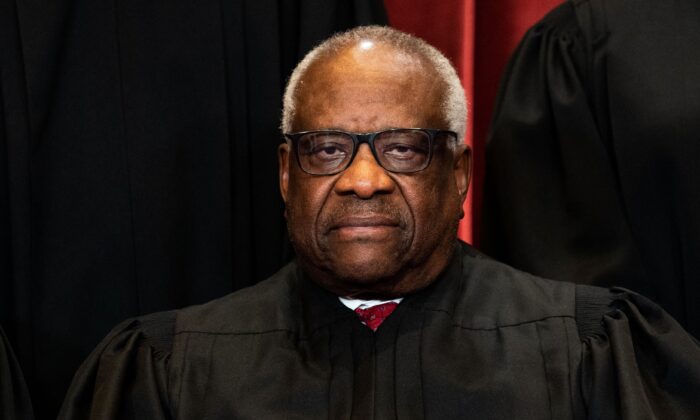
[59,243,700,419]
[0,326,33,420]
[482,0,700,338]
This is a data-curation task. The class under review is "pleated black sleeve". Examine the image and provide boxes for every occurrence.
[0,326,33,420]
[57,312,176,420]
[577,286,700,419]
[482,0,700,338]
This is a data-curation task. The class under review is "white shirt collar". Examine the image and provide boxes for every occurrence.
[338,296,403,311]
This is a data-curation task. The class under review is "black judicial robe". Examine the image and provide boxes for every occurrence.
[59,244,700,419]
[482,0,700,338]
[0,326,33,419]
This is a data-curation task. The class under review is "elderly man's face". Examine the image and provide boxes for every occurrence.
[279,43,470,298]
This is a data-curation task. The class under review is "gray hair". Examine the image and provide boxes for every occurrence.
[281,25,468,142]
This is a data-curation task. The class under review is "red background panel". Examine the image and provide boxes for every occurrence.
[384,0,562,244]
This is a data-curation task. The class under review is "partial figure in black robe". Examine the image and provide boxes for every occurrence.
[482,0,700,338]
[0,325,33,420]
[59,243,700,419]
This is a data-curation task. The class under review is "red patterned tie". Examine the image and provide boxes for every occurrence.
[354,302,399,331]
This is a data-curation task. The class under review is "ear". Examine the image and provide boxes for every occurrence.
[453,144,472,204]
[278,142,291,204]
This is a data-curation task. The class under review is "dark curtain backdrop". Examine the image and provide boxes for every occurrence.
[0,1,386,418]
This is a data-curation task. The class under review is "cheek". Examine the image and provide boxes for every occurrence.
[286,175,335,240]
[402,174,460,238]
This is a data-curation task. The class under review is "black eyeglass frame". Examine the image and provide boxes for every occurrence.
[283,128,458,175]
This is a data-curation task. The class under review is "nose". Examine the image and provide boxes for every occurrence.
[334,144,395,198]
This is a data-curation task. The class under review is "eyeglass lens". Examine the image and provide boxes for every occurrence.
[297,129,432,174]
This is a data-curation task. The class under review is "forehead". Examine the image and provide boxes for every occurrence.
[291,43,446,133]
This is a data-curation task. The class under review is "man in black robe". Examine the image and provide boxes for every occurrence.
[59,26,700,419]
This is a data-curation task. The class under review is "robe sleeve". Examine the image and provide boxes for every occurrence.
[58,311,177,420]
[576,285,700,419]
[0,326,34,420]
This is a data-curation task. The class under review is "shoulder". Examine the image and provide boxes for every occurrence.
[465,245,575,302]
[573,284,620,339]
[175,260,301,334]
[513,1,583,49]
[535,1,580,33]
[573,285,696,342]
[61,262,302,417]
[499,1,587,87]
[92,260,299,356]
[92,309,179,361]
[434,244,578,329]
[59,310,178,418]
[575,286,700,417]
[455,244,651,340]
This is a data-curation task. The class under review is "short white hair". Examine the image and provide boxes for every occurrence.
[281,26,468,142]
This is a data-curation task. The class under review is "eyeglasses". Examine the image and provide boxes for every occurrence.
[284,128,457,175]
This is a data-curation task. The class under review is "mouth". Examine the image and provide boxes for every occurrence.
[330,215,399,229]
[328,215,401,240]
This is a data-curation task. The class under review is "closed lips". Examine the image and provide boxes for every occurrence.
[329,216,399,230]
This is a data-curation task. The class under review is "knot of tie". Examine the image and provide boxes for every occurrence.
[354,302,399,331]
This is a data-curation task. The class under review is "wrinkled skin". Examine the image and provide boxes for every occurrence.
[278,42,471,299]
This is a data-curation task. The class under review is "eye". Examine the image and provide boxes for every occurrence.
[298,132,353,165]
[381,142,428,160]
[309,142,348,160]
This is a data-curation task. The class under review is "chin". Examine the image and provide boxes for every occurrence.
[311,251,405,295]
[325,241,404,277]
[331,262,399,285]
